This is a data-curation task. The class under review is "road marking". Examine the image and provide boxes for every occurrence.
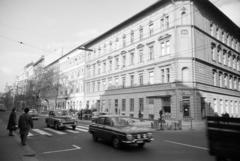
[32,129,52,136]
[75,128,88,132]
[77,125,89,129]
[28,132,34,137]
[42,145,81,154]
[44,128,66,135]
[65,130,80,133]
[164,140,208,150]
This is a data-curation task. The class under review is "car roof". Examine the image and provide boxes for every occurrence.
[99,115,128,118]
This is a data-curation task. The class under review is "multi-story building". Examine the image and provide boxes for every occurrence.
[82,0,240,121]
[58,47,86,111]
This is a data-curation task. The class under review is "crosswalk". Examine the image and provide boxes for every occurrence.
[28,125,89,137]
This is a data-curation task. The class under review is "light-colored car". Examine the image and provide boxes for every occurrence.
[45,110,77,130]
[29,109,39,120]
[0,106,7,112]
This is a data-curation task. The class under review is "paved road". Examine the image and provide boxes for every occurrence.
[0,111,215,161]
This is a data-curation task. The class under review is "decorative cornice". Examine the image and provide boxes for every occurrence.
[121,51,127,55]
[158,34,171,41]
[137,44,144,49]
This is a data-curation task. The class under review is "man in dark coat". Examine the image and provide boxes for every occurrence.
[18,108,33,146]
[7,108,17,136]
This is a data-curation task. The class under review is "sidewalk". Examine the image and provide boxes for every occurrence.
[0,119,39,161]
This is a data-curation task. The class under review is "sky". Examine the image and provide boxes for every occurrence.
[0,0,240,92]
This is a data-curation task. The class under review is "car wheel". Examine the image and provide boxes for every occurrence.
[138,142,145,147]
[54,123,59,130]
[112,136,121,149]
[92,133,98,141]
[72,126,76,130]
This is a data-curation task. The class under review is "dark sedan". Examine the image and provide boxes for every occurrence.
[89,115,154,149]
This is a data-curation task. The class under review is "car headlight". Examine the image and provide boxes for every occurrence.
[143,134,147,138]
[126,134,133,140]
[137,134,141,139]
[147,133,152,138]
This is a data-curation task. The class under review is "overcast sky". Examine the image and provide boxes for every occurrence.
[0,0,240,92]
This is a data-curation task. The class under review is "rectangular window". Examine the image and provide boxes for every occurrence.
[229,76,232,89]
[103,80,106,90]
[228,54,231,67]
[166,41,170,55]
[115,99,118,107]
[98,63,101,74]
[211,43,216,61]
[149,71,154,84]
[130,53,134,65]
[214,99,217,113]
[98,82,100,91]
[219,73,222,87]
[149,98,154,104]
[139,28,143,40]
[93,65,95,76]
[123,36,126,47]
[122,77,125,88]
[218,47,221,63]
[115,58,119,69]
[233,56,236,69]
[109,79,112,87]
[130,99,134,111]
[139,98,144,111]
[149,46,154,60]
[115,78,118,87]
[122,56,126,67]
[161,42,165,56]
[122,99,126,111]
[149,23,153,36]
[166,68,170,83]
[161,69,165,83]
[109,60,112,71]
[224,75,228,88]
[131,32,134,43]
[220,99,223,114]
[213,71,217,86]
[160,18,164,30]
[103,62,106,72]
[139,74,143,86]
[130,75,134,87]
[165,16,169,29]
[223,50,227,65]
[139,50,143,62]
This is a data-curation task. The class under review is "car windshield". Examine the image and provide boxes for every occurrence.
[111,117,134,126]
[55,110,69,116]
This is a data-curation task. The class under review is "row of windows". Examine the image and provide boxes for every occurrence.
[210,23,239,52]
[211,43,240,71]
[87,38,171,77]
[63,67,85,80]
[86,67,171,93]
[212,69,240,90]
[60,54,85,71]
[213,99,240,116]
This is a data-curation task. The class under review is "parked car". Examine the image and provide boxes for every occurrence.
[45,110,77,130]
[89,115,154,149]
[91,112,113,123]
[0,106,7,112]
[29,109,39,120]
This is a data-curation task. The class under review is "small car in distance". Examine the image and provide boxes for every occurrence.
[89,115,154,149]
[0,106,7,112]
[29,109,39,120]
[45,110,77,130]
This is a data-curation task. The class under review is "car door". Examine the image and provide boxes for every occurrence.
[96,117,105,139]
[48,111,55,126]
[102,117,113,142]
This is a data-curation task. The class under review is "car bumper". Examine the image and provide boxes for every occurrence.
[58,122,77,128]
[122,138,154,144]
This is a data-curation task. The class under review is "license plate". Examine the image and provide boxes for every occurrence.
[137,140,144,143]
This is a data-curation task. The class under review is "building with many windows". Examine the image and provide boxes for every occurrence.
[81,0,240,121]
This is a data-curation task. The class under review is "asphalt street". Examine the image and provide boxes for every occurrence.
[0,111,215,161]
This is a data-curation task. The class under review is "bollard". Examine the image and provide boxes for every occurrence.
[174,122,177,130]
[178,120,182,130]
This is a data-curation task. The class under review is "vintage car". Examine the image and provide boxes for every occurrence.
[29,109,39,120]
[91,112,113,123]
[45,110,77,130]
[89,115,154,149]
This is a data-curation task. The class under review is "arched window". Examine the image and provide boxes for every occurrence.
[181,12,187,25]
[182,67,189,82]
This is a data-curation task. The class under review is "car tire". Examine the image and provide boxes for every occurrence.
[92,133,98,141]
[46,121,50,127]
[54,123,59,130]
[138,142,145,147]
[112,136,121,149]
[72,126,76,130]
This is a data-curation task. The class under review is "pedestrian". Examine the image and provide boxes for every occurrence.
[138,111,142,121]
[7,108,17,136]
[18,107,33,146]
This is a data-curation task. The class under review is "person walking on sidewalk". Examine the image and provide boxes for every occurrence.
[18,108,33,146]
[7,108,17,136]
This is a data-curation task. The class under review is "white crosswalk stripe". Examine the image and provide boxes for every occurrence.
[65,130,80,133]
[77,125,89,129]
[75,127,88,132]
[44,128,67,135]
[32,129,52,136]
[28,132,34,137]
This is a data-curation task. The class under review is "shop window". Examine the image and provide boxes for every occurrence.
[182,96,190,117]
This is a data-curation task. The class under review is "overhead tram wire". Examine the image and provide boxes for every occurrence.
[0,35,53,53]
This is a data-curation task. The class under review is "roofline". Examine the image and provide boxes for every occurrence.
[81,0,240,47]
